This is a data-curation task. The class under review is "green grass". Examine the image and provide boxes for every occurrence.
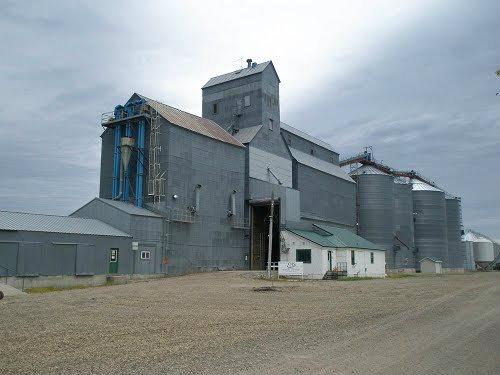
[386,273,416,279]
[336,276,376,281]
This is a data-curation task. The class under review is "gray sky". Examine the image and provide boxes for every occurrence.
[1,0,499,238]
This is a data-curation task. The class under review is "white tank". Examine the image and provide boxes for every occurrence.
[473,237,494,267]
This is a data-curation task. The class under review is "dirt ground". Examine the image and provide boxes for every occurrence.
[1,272,499,375]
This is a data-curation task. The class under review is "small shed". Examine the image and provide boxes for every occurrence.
[419,257,443,274]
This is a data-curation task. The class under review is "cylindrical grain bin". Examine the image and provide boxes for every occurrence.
[473,237,494,268]
[393,178,415,268]
[446,197,464,269]
[350,165,394,268]
[412,179,448,267]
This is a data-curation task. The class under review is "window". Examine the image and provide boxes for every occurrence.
[370,252,374,264]
[269,118,274,131]
[310,148,315,156]
[212,103,218,114]
[140,251,151,260]
[110,249,118,262]
[351,250,355,265]
[244,95,251,107]
[296,249,311,263]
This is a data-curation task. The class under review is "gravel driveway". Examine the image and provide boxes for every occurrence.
[1,272,499,374]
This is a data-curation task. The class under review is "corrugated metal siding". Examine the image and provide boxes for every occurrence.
[394,183,415,268]
[446,198,464,268]
[356,174,395,266]
[249,146,293,187]
[413,190,449,266]
[280,122,337,153]
[94,198,161,217]
[137,95,244,148]
[0,211,131,237]
[289,148,354,183]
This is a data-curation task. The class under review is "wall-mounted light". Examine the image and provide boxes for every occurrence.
[172,194,179,199]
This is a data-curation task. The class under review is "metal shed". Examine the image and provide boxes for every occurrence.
[0,211,132,281]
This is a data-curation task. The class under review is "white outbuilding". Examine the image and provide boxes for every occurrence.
[419,257,443,274]
[280,224,386,279]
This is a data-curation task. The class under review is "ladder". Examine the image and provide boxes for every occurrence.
[147,109,166,208]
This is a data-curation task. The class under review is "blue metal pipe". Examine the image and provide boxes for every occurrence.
[135,119,145,207]
[111,105,123,198]
[123,121,132,202]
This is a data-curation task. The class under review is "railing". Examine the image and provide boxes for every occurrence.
[0,264,25,292]
[100,103,152,126]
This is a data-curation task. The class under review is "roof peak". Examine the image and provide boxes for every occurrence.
[202,60,279,89]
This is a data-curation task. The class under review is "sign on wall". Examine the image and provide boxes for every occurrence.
[278,261,304,276]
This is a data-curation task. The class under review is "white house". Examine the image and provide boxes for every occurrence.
[280,224,386,279]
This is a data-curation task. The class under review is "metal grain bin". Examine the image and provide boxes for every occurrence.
[473,237,494,268]
[446,197,464,268]
[351,165,394,268]
[412,180,448,267]
[394,180,415,268]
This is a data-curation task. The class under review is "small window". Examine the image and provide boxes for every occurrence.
[212,103,218,114]
[110,249,118,262]
[310,148,315,156]
[287,135,291,145]
[140,251,151,260]
[351,250,355,266]
[244,95,251,107]
[296,249,311,263]
[370,252,374,264]
[269,118,274,131]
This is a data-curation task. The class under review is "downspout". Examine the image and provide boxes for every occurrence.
[135,118,145,207]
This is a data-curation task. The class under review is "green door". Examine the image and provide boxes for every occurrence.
[108,249,119,274]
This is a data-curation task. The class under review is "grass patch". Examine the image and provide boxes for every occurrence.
[386,273,416,279]
[336,276,376,281]
[25,285,97,294]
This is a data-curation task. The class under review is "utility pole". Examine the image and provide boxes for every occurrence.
[267,191,275,278]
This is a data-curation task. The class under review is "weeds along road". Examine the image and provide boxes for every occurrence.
[1,272,499,375]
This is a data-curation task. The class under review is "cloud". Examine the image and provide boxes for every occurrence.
[0,0,498,237]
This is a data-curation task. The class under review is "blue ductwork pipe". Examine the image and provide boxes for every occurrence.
[135,119,145,207]
[111,105,123,198]
[123,120,132,202]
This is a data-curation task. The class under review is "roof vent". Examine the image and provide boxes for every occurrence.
[252,62,257,68]
[246,58,252,68]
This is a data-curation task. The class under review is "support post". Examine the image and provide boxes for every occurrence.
[135,119,145,207]
[111,106,123,198]
[267,191,275,278]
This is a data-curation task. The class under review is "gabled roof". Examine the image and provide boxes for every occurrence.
[202,61,279,89]
[135,94,244,148]
[314,224,386,251]
[77,198,162,218]
[286,225,385,251]
[280,122,337,153]
[0,211,131,237]
[288,148,355,183]
[233,125,263,144]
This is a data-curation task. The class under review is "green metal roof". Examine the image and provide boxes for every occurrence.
[286,226,386,251]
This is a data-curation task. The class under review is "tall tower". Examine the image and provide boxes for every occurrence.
[202,59,283,153]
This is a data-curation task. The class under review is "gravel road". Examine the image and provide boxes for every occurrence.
[1,272,499,374]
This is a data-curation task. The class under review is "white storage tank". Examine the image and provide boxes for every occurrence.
[473,237,494,268]
[461,231,476,270]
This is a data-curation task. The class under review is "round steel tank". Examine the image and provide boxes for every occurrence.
[393,180,415,268]
[462,231,477,270]
[446,198,464,268]
[351,165,395,267]
[473,237,494,268]
[412,180,448,267]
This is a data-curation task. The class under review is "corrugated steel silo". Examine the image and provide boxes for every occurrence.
[445,197,464,268]
[351,165,395,267]
[461,231,476,270]
[412,179,448,267]
[394,179,415,268]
